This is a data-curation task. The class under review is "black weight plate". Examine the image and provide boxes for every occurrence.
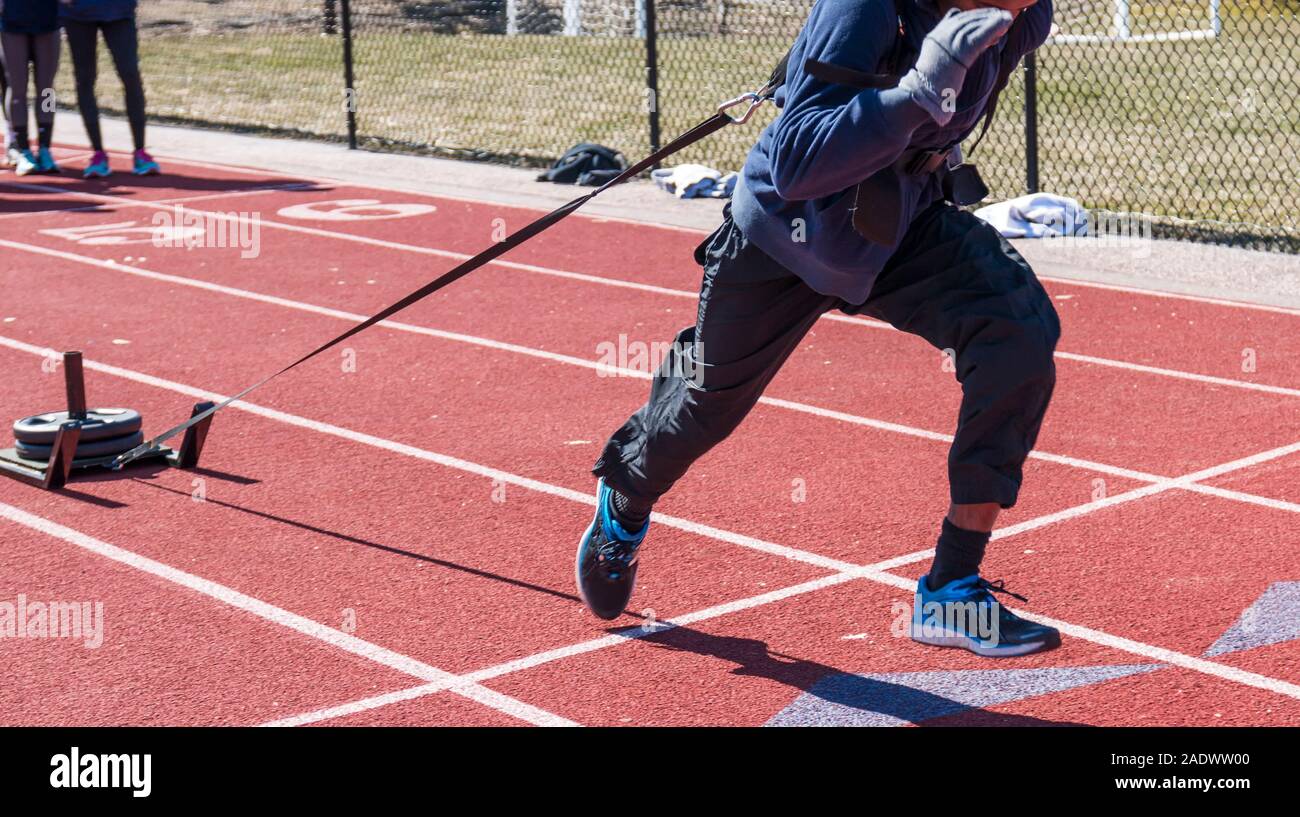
[13,408,142,444]
[14,430,145,461]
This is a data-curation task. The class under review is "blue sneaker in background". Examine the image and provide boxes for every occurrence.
[83,151,111,178]
[133,148,160,176]
[36,147,60,174]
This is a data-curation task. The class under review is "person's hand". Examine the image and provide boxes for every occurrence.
[898,7,1014,126]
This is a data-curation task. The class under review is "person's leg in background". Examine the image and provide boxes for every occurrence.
[62,18,110,177]
[0,32,37,174]
[577,207,839,619]
[100,17,156,175]
[30,30,60,172]
[857,201,1063,656]
[0,51,12,165]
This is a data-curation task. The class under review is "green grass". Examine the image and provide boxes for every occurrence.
[62,2,1300,245]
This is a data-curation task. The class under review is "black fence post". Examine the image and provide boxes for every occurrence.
[1023,51,1040,194]
[340,0,357,149]
[643,0,662,163]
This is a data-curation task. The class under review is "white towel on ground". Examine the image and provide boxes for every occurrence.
[651,164,738,199]
[974,193,1089,239]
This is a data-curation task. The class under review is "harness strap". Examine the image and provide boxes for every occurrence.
[803,59,899,90]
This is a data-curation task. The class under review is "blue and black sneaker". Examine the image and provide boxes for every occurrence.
[911,574,1061,657]
[576,479,650,620]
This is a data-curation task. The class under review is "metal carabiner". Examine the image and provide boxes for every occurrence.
[717,91,767,125]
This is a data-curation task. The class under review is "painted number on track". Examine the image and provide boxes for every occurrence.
[276,199,436,221]
[41,220,205,246]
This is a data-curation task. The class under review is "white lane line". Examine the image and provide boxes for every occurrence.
[262,571,859,727]
[0,237,1173,490]
[68,146,717,238]
[1034,273,1300,318]
[2,337,1296,723]
[860,568,1300,699]
[6,237,1299,523]
[259,681,452,727]
[873,436,1300,574]
[4,183,1297,395]
[1017,612,1300,699]
[272,442,1300,725]
[268,450,1300,726]
[58,149,1300,317]
[0,502,576,727]
[1186,483,1300,514]
[1054,350,1300,399]
[0,182,316,221]
[0,332,851,573]
[6,237,1298,517]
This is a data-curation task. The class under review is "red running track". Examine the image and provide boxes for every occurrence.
[0,145,1298,726]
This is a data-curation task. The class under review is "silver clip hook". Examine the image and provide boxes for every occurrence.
[717,91,767,125]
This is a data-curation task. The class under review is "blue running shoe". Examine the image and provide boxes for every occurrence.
[84,151,111,178]
[576,479,649,620]
[36,147,60,174]
[911,574,1061,657]
[133,148,160,176]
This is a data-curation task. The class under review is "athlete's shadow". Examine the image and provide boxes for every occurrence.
[627,626,1088,727]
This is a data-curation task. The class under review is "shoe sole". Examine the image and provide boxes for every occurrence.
[911,629,1062,658]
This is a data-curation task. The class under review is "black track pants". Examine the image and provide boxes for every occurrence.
[63,17,146,151]
[592,200,1062,509]
[0,31,60,148]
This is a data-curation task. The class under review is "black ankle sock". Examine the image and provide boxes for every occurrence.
[927,518,990,590]
[610,489,652,530]
[37,122,52,150]
[13,126,28,153]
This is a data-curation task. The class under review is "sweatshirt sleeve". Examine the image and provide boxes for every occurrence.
[767,0,932,201]
[1006,0,1053,56]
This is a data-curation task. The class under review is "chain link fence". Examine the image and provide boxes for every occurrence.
[61,0,1300,250]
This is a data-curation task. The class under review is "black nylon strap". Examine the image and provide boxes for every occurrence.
[111,112,736,468]
[803,59,899,90]
[764,51,791,100]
